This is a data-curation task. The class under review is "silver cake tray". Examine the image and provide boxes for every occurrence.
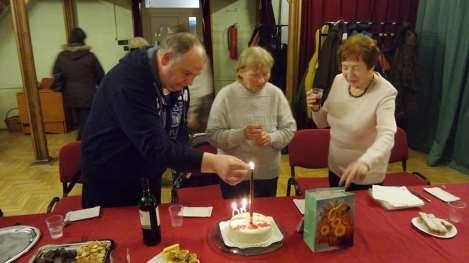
[0,225,41,263]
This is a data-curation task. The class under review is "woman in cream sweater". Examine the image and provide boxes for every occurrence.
[207,47,296,198]
[307,34,397,190]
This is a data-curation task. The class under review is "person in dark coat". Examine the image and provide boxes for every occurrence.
[81,32,249,208]
[52,27,104,140]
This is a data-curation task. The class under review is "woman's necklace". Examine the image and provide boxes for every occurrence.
[348,74,374,98]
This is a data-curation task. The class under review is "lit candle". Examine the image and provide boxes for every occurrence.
[231,201,240,217]
[240,198,247,213]
[248,161,255,224]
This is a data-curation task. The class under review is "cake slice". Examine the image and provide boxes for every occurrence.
[417,212,449,235]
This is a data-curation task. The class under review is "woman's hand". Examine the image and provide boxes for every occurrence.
[255,131,271,146]
[339,161,370,189]
[306,89,320,108]
[244,124,263,140]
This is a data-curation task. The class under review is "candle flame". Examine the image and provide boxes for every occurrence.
[231,202,237,210]
[249,161,255,169]
[241,198,247,207]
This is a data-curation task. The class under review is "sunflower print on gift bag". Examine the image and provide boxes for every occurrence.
[315,200,354,248]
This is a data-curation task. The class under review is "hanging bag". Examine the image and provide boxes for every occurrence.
[52,72,64,92]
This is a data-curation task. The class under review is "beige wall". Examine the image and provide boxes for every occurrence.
[0,0,266,128]
[211,0,256,93]
[0,0,133,129]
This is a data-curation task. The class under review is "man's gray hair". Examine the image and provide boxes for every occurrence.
[159,32,207,62]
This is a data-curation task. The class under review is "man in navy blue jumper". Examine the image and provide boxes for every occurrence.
[81,33,248,208]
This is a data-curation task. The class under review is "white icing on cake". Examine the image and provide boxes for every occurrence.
[227,212,272,246]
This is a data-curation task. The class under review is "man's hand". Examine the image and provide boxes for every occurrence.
[244,124,263,140]
[255,131,271,146]
[339,161,369,189]
[201,153,249,185]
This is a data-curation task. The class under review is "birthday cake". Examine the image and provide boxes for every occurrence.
[227,212,273,246]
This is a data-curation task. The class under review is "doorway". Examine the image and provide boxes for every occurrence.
[142,7,203,46]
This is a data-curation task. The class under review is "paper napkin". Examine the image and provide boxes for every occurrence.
[371,185,424,210]
[181,206,213,217]
[424,187,460,202]
[65,206,100,222]
[293,199,305,215]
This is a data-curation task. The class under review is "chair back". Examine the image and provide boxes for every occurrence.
[58,141,82,196]
[289,129,330,169]
[389,127,409,170]
[174,134,219,189]
[188,140,218,184]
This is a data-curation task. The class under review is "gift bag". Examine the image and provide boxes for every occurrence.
[304,187,355,252]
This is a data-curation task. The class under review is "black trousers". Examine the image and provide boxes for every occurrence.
[328,170,382,191]
[70,107,90,140]
[220,177,278,199]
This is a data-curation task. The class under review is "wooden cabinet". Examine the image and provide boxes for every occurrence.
[16,89,68,133]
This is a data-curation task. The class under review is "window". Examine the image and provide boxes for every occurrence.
[145,0,199,8]
[188,16,197,33]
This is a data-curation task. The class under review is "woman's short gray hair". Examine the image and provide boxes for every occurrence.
[236,46,274,80]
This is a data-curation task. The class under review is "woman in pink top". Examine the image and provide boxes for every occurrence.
[307,34,397,190]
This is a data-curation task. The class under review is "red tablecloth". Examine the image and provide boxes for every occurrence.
[1,184,468,263]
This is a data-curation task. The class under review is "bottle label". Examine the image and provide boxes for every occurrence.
[139,207,160,229]
[156,206,160,226]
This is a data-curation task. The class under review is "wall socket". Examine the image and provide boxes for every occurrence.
[117,39,129,46]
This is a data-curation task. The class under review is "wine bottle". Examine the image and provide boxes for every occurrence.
[139,177,161,246]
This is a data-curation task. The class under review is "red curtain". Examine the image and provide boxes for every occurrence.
[298,0,419,81]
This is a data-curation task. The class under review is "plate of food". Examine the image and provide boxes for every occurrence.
[30,240,113,263]
[148,243,199,263]
[411,212,457,239]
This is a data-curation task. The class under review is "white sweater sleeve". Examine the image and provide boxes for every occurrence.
[270,92,297,150]
[206,90,245,150]
[358,90,397,170]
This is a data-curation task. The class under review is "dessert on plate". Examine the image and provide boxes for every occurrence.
[227,212,273,246]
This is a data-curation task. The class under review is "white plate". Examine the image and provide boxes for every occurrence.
[411,217,457,238]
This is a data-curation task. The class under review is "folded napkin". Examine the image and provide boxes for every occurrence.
[424,187,460,202]
[371,185,424,210]
[293,199,305,215]
[65,206,100,222]
[181,206,213,217]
